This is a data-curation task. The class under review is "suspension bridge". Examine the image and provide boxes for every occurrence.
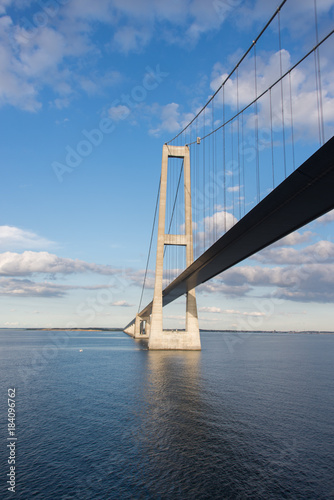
[124,0,334,349]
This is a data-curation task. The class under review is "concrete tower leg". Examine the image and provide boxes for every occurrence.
[134,314,150,339]
[148,145,201,350]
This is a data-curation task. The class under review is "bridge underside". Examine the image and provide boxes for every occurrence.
[125,136,334,331]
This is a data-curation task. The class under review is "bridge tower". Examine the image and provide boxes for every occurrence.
[148,144,201,350]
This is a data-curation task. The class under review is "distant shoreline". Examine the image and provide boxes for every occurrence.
[0,328,330,334]
[24,327,121,332]
[200,329,334,334]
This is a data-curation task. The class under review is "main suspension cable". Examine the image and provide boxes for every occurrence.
[187,29,333,146]
[166,0,288,145]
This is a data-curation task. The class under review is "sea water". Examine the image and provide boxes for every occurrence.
[0,329,333,499]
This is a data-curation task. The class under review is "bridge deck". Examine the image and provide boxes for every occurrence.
[130,137,334,324]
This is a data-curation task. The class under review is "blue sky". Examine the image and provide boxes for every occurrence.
[0,0,333,331]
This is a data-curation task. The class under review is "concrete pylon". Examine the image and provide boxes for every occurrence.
[134,314,150,339]
[148,144,201,350]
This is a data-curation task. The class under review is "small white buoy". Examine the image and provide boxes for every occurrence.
[79,349,83,352]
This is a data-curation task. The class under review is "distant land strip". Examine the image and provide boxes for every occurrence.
[24,327,122,332]
[20,328,334,334]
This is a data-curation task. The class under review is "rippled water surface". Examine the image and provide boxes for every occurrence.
[0,329,334,499]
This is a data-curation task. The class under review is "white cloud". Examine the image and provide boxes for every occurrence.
[164,314,186,322]
[125,268,155,289]
[109,0,238,48]
[227,186,240,193]
[1,0,333,118]
[221,309,266,317]
[0,26,41,111]
[0,226,54,250]
[111,300,133,307]
[0,1,13,15]
[269,231,314,248]
[19,27,66,77]
[196,210,238,247]
[53,97,70,109]
[0,251,120,276]
[113,25,151,53]
[210,48,334,141]
[108,104,131,121]
[199,281,251,297]
[0,21,71,111]
[236,0,334,35]
[199,306,222,313]
[201,261,334,303]
[0,0,242,111]
[0,4,117,111]
[146,102,197,138]
[243,311,265,317]
[317,209,334,225]
[254,240,334,265]
[0,277,113,297]
[64,0,113,22]
[149,103,183,137]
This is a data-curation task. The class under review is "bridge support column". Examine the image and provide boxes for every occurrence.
[148,144,201,350]
[134,314,150,339]
[144,316,151,337]
[124,322,135,337]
